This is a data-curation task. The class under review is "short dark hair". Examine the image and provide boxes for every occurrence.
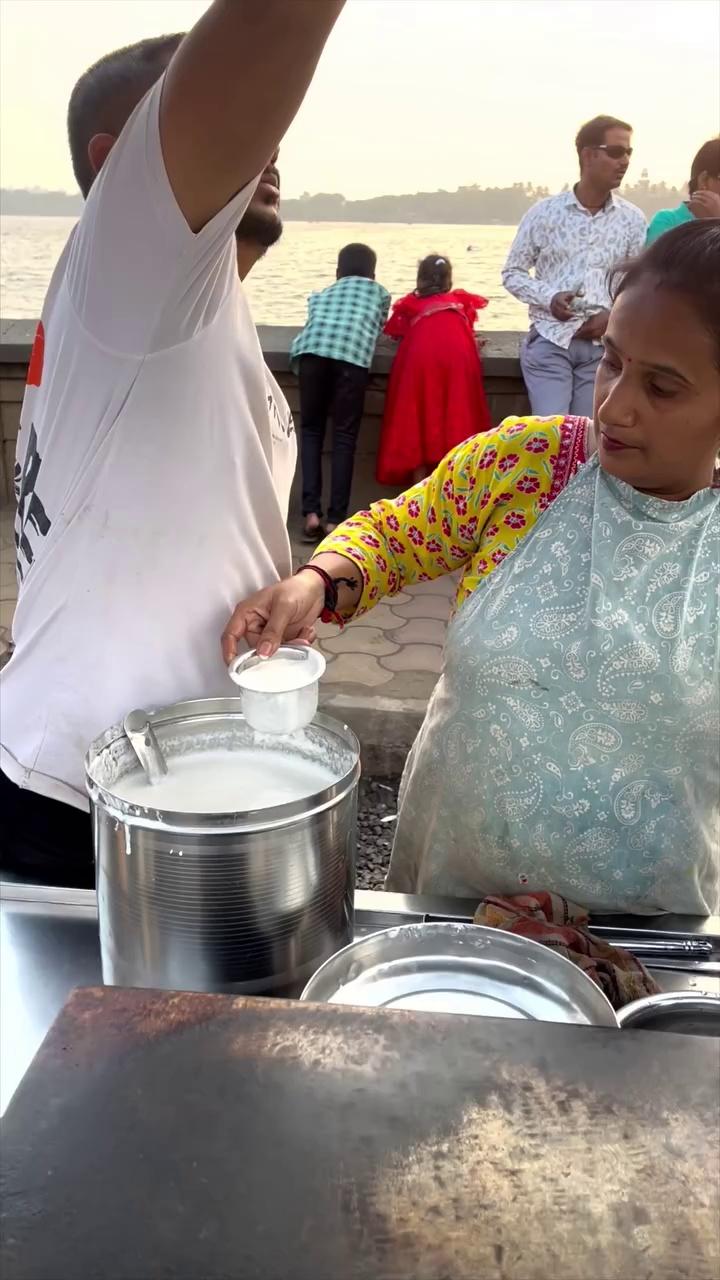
[611,219,720,368]
[689,137,720,195]
[337,243,376,279]
[416,254,452,297]
[575,114,632,159]
[67,33,185,196]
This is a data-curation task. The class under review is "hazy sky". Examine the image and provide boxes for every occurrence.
[1,0,718,198]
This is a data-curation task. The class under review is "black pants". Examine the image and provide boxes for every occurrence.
[0,768,95,888]
[299,355,369,523]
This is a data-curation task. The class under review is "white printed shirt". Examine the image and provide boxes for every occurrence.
[1,79,296,809]
[502,189,647,349]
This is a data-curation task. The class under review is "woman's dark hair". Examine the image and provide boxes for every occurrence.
[416,254,452,297]
[689,137,720,195]
[337,243,376,279]
[611,219,720,367]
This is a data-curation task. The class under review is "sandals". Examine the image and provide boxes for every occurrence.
[301,517,325,545]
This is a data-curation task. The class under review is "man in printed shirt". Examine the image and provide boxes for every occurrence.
[503,115,646,417]
[291,243,391,540]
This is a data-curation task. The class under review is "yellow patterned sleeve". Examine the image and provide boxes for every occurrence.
[316,416,567,617]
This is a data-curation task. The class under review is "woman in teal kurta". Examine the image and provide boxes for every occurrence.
[646,136,720,245]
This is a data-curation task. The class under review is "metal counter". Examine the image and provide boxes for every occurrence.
[2,880,719,1114]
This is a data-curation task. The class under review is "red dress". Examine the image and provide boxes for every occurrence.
[377,289,493,486]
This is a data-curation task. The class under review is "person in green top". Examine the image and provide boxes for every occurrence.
[646,137,720,244]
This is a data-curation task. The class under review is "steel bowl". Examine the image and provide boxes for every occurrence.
[301,922,619,1027]
[618,992,720,1036]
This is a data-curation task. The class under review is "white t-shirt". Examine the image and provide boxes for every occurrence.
[1,80,296,810]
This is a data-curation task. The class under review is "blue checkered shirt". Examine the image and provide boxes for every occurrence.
[290,276,391,370]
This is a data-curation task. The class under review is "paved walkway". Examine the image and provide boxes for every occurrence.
[0,507,452,704]
[290,532,454,703]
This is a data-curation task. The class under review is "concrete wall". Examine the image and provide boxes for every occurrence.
[0,319,530,512]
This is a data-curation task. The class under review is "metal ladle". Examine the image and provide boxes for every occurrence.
[123,709,169,785]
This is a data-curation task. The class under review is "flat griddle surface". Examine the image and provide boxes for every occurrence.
[1,985,718,1279]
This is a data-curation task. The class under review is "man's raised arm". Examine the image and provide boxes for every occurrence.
[161,0,344,232]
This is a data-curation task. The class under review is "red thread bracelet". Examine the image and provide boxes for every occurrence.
[295,564,344,627]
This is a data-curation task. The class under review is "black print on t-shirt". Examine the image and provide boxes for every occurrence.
[267,391,295,443]
[15,423,51,579]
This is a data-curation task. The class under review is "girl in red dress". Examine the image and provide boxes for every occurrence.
[377,255,493,486]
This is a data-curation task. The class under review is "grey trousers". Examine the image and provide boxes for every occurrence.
[520,329,602,417]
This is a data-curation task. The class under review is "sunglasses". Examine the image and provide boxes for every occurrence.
[596,145,633,160]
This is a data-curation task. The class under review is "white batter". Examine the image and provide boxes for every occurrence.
[111,747,338,812]
[238,656,315,692]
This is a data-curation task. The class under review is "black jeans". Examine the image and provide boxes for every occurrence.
[0,768,95,888]
[298,355,369,523]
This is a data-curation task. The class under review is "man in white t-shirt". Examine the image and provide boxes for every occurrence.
[0,0,344,886]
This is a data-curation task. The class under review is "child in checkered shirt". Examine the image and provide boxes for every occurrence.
[290,244,390,540]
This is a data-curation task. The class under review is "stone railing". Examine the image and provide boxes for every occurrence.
[0,319,530,512]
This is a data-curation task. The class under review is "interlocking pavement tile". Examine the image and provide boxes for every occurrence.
[0,600,16,632]
[352,602,406,631]
[320,652,394,687]
[322,626,400,657]
[1,560,18,602]
[0,511,16,552]
[316,618,342,641]
[404,572,459,598]
[390,594,453,622]
[391,618,448,647]
[381,644,443,674]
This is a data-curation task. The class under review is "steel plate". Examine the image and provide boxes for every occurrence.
[301,923,619,1027]
[618,992,720,1036]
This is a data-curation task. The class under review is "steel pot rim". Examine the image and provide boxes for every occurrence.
[85,698,360,833]
[617,990,720,1028]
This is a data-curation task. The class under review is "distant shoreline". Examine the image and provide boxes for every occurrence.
[1,177,683,223]
[1,211,519,227]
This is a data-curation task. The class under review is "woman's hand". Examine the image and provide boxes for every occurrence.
[688,190,720,219]
[221,572,325,664]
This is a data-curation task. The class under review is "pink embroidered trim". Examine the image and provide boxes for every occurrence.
[548,415,588,505]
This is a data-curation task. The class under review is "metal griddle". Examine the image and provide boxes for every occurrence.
[1,984,718,1280]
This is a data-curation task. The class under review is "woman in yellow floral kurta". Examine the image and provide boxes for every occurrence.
[321,414,588,615]
[222,221,720,914]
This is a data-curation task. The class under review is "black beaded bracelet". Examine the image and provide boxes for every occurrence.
[295,563,361,625]
[295,563,338,615]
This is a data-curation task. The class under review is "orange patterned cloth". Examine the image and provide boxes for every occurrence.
[473,890,660,1010]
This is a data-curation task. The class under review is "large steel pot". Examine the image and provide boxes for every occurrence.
[86,699,360,996]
